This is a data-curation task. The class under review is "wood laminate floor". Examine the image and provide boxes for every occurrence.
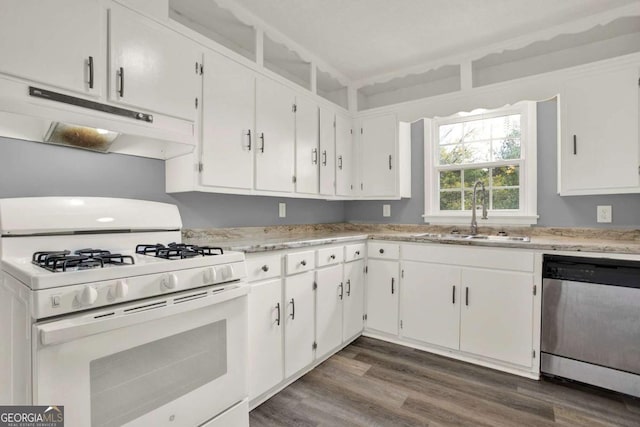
[250,337,640,426]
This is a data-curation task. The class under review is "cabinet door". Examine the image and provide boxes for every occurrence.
[255,77,295,192]
[109,4,200,120]
[460,269,533,367]
[200,51,255,189]
[335,114,354,196]
[401,262,461,350]
[316,265,343,358]
[366,259,399,335]
[248,279,283,400]
[343,260,365,340]
[561,67,640,194]
[284,271,315,377]
[295,96,319,194]
[319,107,336,196]
[360,114,397,197]
[0,0,102,96]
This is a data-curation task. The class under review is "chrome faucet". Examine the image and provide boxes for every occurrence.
[470,181,488,235]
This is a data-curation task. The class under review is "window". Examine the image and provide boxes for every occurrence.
[424,101,537,225]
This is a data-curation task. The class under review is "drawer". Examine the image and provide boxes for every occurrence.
[246,254,282,282]
[368,241,400,259]
[317,246,344,267]
[344,243,365,262]
[286,250,316,275]
[402,243,534,272]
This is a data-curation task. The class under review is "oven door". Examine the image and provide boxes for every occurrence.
[33,284,248,427]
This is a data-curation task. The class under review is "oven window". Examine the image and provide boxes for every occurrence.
[90,320,227,427]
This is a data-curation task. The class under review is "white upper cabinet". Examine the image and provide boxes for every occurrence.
[294,96,320,195]
[560,65,640,195]
[359,113,398,197]
[335,114,355,196]
[319,107,336,196]
[109,4,201,120]
[200,50,255,190]
[0,0,103,96]
[255,77,296,193]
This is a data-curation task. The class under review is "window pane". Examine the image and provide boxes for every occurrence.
[440,145,472,165]
[440,191,461,210]
[440,170,461,189]
[489,115,520,138]
[463,190,475,210]
[493,188,519,209]
[463,168,489,188]
[493,137,521,160]
[439,123,463,145]
[463,119,490,142]
[492,165,519,187]
[466,142,491,163]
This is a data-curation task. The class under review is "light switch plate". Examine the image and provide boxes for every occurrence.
[383,204,391,217]
[596,205,612,223]
[279,203,286,218]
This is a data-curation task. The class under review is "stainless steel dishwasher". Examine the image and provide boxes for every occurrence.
[542,254,640,397]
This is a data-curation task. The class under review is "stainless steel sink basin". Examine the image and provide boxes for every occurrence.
[411,233,530,242]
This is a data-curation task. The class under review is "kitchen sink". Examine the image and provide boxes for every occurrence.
[411,233,530,242]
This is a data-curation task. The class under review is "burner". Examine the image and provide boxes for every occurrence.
[136,243,224,259]
[32,249,134,272]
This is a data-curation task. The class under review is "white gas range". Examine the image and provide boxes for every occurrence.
[0,197,249,427]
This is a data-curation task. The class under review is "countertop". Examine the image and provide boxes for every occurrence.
[182,224,640,256]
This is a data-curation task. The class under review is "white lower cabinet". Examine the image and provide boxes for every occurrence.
[284,271,315,378]
[248,278,283,400]
[366,259,399,335]
[401,262,461,350]
[459,268,534,367]
[315,264,344,358]
[343,259,365,340]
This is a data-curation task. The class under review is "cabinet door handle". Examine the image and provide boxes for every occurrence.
[246,130,252,151]
[346,279,351,296]
[289,298,295,319]
[465,287,469,306]
[391,277,395,294]
[260,133,265,153]
[452,285,456,304]
[87,56,94,89]
[573,135,577,155]
[338,155,343,170]
[389,154,392,170]
[322,150,327,166]
[339,282,344,300]
[312,148,318,165]
[261,264,269,272]
[275,302,281,326]
[117,67,124,97]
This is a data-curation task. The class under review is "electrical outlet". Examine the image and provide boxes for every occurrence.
[597,205,612,223]
[383,204,391,217]
[279,203,286,218]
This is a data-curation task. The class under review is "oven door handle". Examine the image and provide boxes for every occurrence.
[37,285,249,347]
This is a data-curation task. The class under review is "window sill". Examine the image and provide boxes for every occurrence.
[423,214,539,226]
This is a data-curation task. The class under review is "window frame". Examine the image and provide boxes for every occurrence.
[423,101,538,225]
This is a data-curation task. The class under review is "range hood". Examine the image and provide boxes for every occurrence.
[0,76,196,159]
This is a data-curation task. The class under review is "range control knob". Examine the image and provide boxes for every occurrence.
[203,267,217,283]
[223,264,235,280]
[109,280,129,299]
[161,273,179,290]
[78,286,98,305]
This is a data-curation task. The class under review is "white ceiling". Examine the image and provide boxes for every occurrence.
[230,0,640,81]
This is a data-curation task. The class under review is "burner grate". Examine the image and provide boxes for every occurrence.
[136,243,224,259]
[32,249,134,272]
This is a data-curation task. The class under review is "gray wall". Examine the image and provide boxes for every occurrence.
[345,99,640,227]
[0,137,344,228]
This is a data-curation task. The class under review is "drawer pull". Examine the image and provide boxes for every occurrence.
[379,248,385,254]
[300,260,307,266]
[261,265,269,272]
[330,254,336,260]
[355,250,360,256]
